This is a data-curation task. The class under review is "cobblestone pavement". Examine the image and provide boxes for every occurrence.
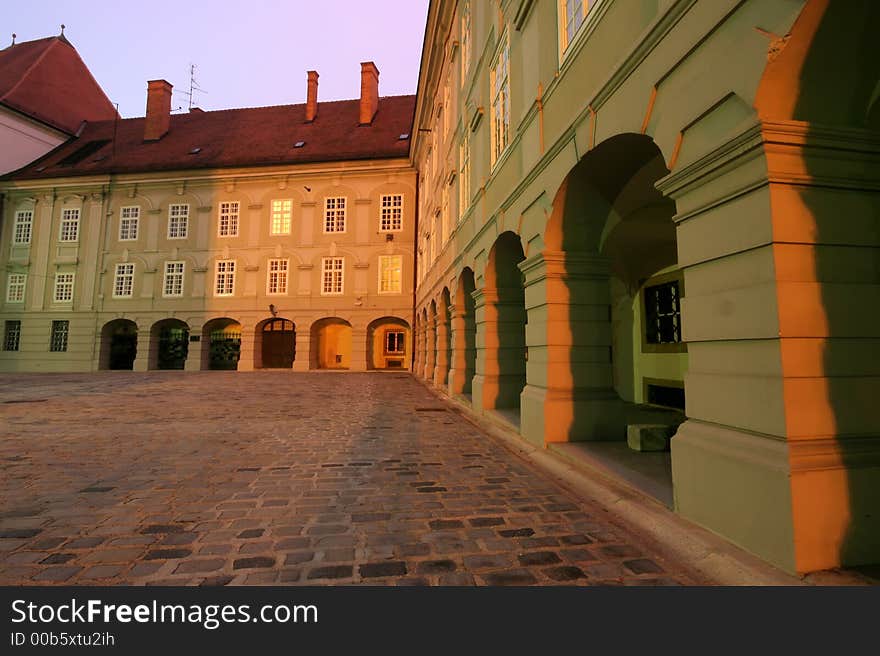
[0,372,709,586]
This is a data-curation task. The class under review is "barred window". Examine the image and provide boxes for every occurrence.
[321,257,344,295]
[168,204,189,239]
[53,273,75,303]
[6,273,26,303]
[380,194,403,231]
[113,263,135,298]
[490,33,510,165]
[163,261,185,297]
[271,199,292,235]
[385,330,405,355]
[3,320,21,351]
[119,206,139,241]
[218,201,240,237]
[59,208,80,242]
[378,255,402,294]
[644,280,682,344]
[50,320,69,352]
[324,197,346,233]
[267,258,289,295]
[13,210,33,244]
[215,260,236,296]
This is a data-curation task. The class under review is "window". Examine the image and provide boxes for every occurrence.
[380,194,403,231]
[441,186,450,244]
[168,204,189,239]
[490,33,511,165]
[459,132,471,217]
[324,197,347,233]
[53,273,75,303]
[271,199,292,235]
[384,330,405,355]
[13,210,33,244]
[215,260,236,296]
[267,258,289,295]
[3,320,21,351]
[59,208,80,242]
[460,0,471,79]
[50,320,69,352]
[321,257,344,295]
[218,201,240,237]
[379,255,402,294]
[163,261,185,297]
[561,0,592,52]
[119,206,139,241]
[644,279,682,345]
[6,273,25,303]
[113,263,134,298]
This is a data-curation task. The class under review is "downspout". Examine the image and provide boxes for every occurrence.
[411,169,419,372]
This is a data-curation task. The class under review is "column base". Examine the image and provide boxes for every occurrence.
[521,385,625,446]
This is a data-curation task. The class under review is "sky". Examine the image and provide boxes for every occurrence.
[4,0,430,117]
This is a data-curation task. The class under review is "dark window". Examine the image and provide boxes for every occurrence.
[50,320,69,352]
[4,320,21,351]
[385,330,405,355]
[57,140,111,166]
[646,383,685,411]
[644,280,681,344]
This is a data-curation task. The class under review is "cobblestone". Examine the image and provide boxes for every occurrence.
[0,372,707,586]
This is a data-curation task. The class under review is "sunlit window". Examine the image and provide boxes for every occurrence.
[380,194,403,231]
[321,257,344,295]
[324,197,346,233]
[460,0,471,80]
[459,132,471,218]
[271,199,292,235]
[379,255,402,294]
[490,33,510,165]
[215,260,236,296]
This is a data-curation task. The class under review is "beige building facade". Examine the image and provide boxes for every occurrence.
[411,0,879,574]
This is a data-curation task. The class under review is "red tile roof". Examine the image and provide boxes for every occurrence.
[5,95,416,180]
[0,35,117,134]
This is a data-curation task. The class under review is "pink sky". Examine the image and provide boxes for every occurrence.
[5,0,429,117]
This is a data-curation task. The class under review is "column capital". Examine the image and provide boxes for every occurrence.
[519,250,611,285]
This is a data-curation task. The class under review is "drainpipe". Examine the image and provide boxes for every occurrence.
[411,170,420,372]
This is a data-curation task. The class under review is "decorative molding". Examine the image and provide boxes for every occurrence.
[197,206,212,213]
[248,203,263,210]
[513,0,537,31]
[244,265,259,272]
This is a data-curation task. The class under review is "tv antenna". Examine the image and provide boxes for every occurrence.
[181,63,207,111]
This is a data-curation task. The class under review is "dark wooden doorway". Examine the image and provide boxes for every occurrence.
[261,319,295,368]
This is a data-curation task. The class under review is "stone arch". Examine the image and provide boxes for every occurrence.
[310,317,352,369]
[200,317,242,370]
[366,316,410,370]
[254,317,296,369]
[148,318,190,370]
[98,319,138,370]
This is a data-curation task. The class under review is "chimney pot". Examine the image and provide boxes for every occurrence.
[306,70,319,122]
[144,79,172,141]
[359,62,379,125]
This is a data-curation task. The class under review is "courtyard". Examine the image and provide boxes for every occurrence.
[0,372,706,586]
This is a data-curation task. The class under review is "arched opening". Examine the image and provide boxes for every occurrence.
[149,319,189,370]
[435,287,452,386]
[310,318,352,369]
[256,318,296,369]
[201,318,242,370]
[451,267,477,397]
[483,231,527,422]
[99,319,138,370]
[366,316,410,370]
[543,132,682,506]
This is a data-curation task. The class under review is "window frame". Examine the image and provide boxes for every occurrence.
[384,329,406,355]
[217,201,240,238]
[119,206,140,241]
[167,203,189,240]
[323,196,347,234]
[266,258,289,296]
[112,263,135,299]
[214,259,236,297]
[3,320,21,351]
[6,273,26,303]
[321,256,344,296]
[53,272,75,304]
[13,210,33,245]
[460,0,471,80]
[459,131,471,218]
[640,270,687,354]
[59,208,80,242]
[49,320,69,352]
[379,194,404,232]
[163,261,185,298]
[270,199,293,235]
[378,255,403,295]
[489,32,511,167]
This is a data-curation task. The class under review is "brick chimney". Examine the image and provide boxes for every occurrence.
[144,79,172,141]
[306,70,319,122]
[359,62,379,125]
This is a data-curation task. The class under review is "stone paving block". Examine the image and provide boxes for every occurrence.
[174,559,226,574]
[359,561,407,578]
[480,569,538,586]
[32,566,81,582]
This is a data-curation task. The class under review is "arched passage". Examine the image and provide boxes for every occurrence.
[310,318,352,369]
[366,316,410,370]
[450,268,476,396]
[201,318,242,370]
[149,319,190,370]
[99,319,138,370]
[256,318,296,369]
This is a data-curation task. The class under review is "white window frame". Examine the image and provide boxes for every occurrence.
[6,273,26,303]
[460,0,471,80]
[113,263,135,298]
[59,208,80,242]
[163,261,185,297]
[53,272,75,303]
[13,210,33,245]
[380,194,404,232]
[490,32,511,167]
[218,201,240,237]
[558,0,603,61]
[459,132,471,219]
[323,197,347,233]
[321,257,344,295]
[214,260,236,297]
[266,258,289,295]
[378,255,402,295]
[167,204,189,239]
[270,199,292,235]
[119,206,140,241]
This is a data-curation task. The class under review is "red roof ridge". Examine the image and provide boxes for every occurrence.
[0,37,59,103]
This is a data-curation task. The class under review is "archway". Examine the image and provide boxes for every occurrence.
[366,316,410,370]
[99,319,138,370]
[202,318,242,370]
[256,318,296,369]
[450,268,476,397]
[149,319,189,370]
[310,318,352,369]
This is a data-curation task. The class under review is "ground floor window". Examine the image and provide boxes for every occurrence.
[4,320,21,351]
[384,329,405,355]
[50,320,69,352]
[643,276,683,349]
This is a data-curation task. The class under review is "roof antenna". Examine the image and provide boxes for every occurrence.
[181,63,207,112]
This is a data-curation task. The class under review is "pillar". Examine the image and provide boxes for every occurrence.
[433,307,449,388]
[293,324,311,371]
[350,327,367,371]
[448,303,474,395]
[183,324,202,371]
[424,316,436,382]
[237,327,255,371]
[133,322,151,372]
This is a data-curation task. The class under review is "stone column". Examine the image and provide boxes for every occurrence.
[448,303,472,395]
[471,287,527,412]
[237,327,255,372]
[133,321,151,372]
[519,251,623,447]
[184,324,202,371]
[350,327,368,371]
[433,306,450,388]
[423,316,436,382]
[293,324,311,371]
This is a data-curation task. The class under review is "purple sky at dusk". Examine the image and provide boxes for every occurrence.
[4,0,430,117]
